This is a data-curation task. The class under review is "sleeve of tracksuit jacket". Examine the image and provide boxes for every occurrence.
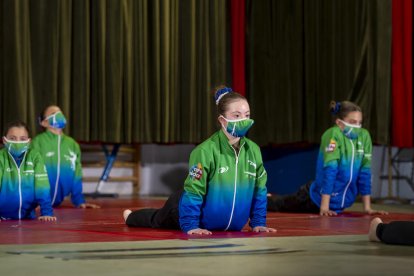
[320,128,340,195]
[33,150,54,217]
[248,146,267,228]
[179,147,212,233]
[357,130,372,196]
[70,142,85,207]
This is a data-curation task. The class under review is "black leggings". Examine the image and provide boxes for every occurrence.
[267,182,320,213]
[377,221,414,246]
[126,189,183,230]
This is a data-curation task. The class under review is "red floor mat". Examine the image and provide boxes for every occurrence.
[1,198,413,245]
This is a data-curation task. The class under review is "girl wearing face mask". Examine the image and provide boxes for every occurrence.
[0,121,56,221]
[31,105,99,209]
[268,100,388,216]
[123,86,276,235]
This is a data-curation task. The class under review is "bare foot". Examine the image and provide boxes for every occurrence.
[123,209,132,222]
[368,217,383,242]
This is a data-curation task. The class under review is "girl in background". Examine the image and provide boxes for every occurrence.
[0,121,56,221]
[268,101,387,216]
[32,105,99,209]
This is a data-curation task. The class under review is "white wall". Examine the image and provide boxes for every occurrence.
[82,144,195,196]
[371,146,414,199]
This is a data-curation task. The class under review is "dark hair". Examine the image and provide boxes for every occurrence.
[214,85,247,116]
[3,120,30,137]
[330,100,362,120]
[38,104,59,125]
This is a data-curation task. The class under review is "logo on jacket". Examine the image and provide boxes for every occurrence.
[325,139,336,153]
[247,160,257,169]
[244,171,256,178]
[356,142,364,154]
[46,151,55,157]
[189,163,203,180]
[64,150,77,171]
[218,166,229,174]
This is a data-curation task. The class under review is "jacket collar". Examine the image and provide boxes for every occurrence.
[218,129,246,154]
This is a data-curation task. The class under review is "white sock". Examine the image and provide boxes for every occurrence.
[123,209,132,222]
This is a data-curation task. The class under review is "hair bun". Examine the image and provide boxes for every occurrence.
[330,101,341,115]
[215,87,233,105]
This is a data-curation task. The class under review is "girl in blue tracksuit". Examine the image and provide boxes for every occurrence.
[0,121,56,221]
[32,105,99,209]
[124,86,276,235]
[268,101,388,216]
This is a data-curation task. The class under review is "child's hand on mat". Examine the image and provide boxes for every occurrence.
[187,228,212,235]
[38,216,57,222]
[320,208,337,216]
[365,208,388,215]
[79,203,101,209]
[252,226,277,233]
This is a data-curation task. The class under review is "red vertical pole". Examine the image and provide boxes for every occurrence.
[392,0,413,147]
[230,0,246,96]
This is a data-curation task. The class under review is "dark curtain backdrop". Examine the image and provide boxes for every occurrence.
[1,0,393,145]
[247,0,392,145]
[0,0,231,143]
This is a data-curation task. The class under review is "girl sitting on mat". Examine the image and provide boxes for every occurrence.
[0,121,56,221]
[267,100,388,216]
[32,105,99,209]
[123,86,276,235]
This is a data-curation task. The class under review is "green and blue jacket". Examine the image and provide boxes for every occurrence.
[0,147,53,219]
[32,131,85,207]
[179,130,268,233]
[310,125,372,212]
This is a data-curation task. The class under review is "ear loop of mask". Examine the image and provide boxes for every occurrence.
[338,119,361,129]
[3,137,30,144]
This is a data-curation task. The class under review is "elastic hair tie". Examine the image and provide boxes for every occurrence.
[215,87,233,105]
[331,102,341,115]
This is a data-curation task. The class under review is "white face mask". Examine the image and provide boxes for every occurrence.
[338,119,362,139]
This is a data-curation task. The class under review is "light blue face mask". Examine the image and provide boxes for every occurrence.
[339,119,362,139]
[3,137,30,158]
[46,111,67,129]
[221,116,254,138]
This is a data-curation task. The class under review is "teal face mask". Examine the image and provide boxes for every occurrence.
[339,120,362,139]
[46,111,67,129]
[221,116,254,138]
[3,137,30,158]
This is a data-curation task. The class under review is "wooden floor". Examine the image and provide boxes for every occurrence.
[1,197,413,245]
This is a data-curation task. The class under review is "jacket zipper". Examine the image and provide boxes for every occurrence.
[51,135,61,205]
[224,142,245,231]
[341,139,355,208]
[8,151,27,219]
[18,166,22,219]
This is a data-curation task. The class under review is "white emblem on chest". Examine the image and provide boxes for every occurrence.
[64,150,77,171]
[218,166,229,174]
